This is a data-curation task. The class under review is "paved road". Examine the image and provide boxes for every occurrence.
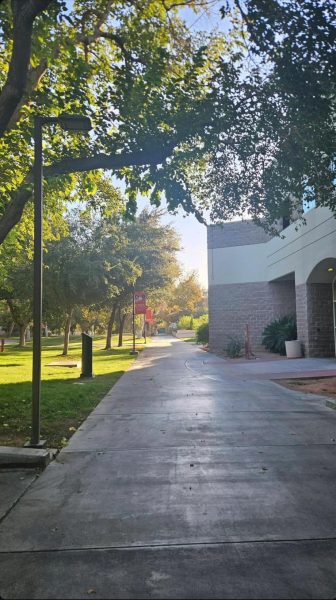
[1,337,336,599]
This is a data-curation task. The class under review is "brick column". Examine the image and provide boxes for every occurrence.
[295,284,309,356]
[296,283,334,357]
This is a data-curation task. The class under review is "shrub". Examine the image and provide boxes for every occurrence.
[196,322,209,344]
[192,314,208,331]
[226,336,242,358]
[262,315,297,355]
[177,313,209,331]
[177,315,193,330]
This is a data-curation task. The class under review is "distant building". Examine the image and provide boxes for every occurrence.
[207,207,336,357]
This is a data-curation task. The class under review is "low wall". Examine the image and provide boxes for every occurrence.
[172,330,196,339]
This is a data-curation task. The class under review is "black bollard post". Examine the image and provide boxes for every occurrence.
[80,333,94,378]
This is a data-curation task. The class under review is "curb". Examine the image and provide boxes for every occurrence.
[0,446,58,469]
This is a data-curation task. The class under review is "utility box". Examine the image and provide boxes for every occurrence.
[80,333,94,378]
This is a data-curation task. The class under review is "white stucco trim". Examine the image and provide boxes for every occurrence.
[209,207,336,287]
[208,243,268,285]
[267,208,336,284]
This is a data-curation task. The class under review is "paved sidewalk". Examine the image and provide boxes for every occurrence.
[0,469,38,521]
[222,355,336,380]
[1,337,336,598]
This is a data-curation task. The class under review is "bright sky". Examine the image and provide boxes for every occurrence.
[138,196,209,288]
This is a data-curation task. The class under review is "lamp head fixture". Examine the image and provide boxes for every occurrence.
[58,113,92,132]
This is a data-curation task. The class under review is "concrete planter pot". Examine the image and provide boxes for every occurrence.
[285,340,302,359]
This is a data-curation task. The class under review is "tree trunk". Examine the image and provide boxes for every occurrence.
[62,309,73,356]
[105,304,117,350]
[0,0,54,137]
[8,320,14,336]
[118,312,126,347]
[19,324,26,347]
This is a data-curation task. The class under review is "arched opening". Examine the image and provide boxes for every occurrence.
[305,258,336,357]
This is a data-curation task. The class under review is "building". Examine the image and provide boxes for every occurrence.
[208,207,336,357]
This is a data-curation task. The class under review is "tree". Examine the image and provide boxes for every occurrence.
[0,0,228,245]
[126,209,181,294]
[91,207,182,348]
[44,216,109,355]
[74,211,142,350]
[6,298,32,347]
[173,273,204,314]
[195,0,336,229]
[156,271,204,325]
[41,178,125,351]
[0,300,14,335]
[0,261,33,347]
[100,238,141,350]
[110,208,181,346]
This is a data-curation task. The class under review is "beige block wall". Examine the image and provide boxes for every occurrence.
[208,281,296,352]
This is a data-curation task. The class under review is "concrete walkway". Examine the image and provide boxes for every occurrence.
[1,337,336,599]
[222,355,336,380]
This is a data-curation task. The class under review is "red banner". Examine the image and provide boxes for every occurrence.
[134,291,146,314]
[145,308,154,324]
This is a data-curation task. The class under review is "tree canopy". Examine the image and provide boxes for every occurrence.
[196,0,336,229]
[0,0,230,244]
[0,0,334,240]
[154,271,205,325]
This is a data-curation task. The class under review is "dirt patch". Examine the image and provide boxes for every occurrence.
[211,350,287,363]
[277,377,336,400]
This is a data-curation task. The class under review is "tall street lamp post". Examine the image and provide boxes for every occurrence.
[29,114,91,448]
[130,284,138,356]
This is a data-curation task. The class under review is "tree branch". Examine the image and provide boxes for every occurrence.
[6,3,132,131]
[0,186,33,245]
[45,146,174,178]
[93,31,134,65]
[7,59,48,130]
[7,25,132,131]
[0,145,175,245]
[0,0,53,136]
[233,0,248,20]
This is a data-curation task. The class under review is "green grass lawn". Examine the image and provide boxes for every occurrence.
[0,334,144,448]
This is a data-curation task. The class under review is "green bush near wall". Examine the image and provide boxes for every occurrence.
[193,314,208,331]
[226,336,243,358]
[196,322,209,344]
[262,315,297,355]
